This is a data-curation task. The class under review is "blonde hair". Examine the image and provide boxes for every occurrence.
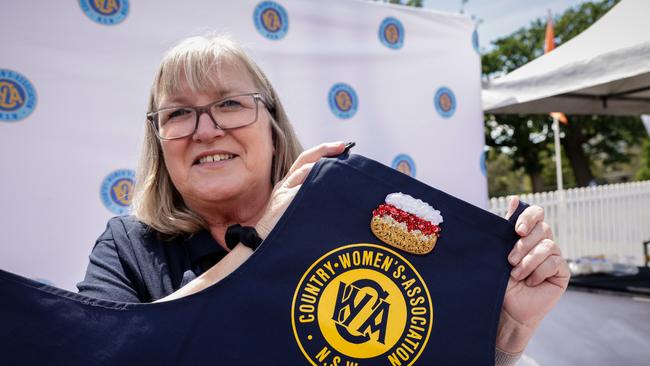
[131,35,303,237]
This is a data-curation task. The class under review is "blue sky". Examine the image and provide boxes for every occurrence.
[422,0,589,50]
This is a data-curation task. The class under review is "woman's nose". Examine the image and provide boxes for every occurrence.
[192,111,225,142]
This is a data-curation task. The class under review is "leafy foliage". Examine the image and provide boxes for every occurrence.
[635,140,650,181]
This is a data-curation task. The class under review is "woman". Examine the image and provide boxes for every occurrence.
[78,35,569,364]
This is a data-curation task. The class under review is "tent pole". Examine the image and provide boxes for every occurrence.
[552,115,564,190]
[552,115,567,257]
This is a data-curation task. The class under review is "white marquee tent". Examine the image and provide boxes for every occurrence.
[482,0,650,116]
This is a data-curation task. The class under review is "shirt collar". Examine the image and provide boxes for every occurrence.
[184,230,227,266]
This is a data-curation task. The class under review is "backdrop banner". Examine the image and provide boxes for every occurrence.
[0,0,485,289]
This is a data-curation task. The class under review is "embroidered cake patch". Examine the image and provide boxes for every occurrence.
[371,192,443,255]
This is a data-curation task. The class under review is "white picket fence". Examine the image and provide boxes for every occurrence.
[489,180,650,264]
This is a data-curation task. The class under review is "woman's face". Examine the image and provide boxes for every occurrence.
[158,60,275,210]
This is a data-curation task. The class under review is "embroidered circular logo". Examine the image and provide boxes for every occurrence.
[391,154,416,178]
[0,69,37,122]
[328,83,358,119]
[100,169,135,214]
[434,87,456,118]
[292,244,432,366]
[253,1,289,40]
[79,0,129,25]
[379,17,404,50]
[472,29,480,54]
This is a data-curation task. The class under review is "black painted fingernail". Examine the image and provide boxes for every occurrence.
[343,142,356,153]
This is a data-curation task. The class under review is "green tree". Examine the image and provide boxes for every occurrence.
[482,15,551,192]
[483,0,645,194]
[486,150,530,197]
[484,114,549,192]
[564,114,645,184]
[635,139,650,181]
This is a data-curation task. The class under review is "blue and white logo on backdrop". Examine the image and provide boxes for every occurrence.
[392,154,416,178]
[0,69,37,122]
[379,17,404,50]
[434,87,456,118]
[79,0,129,26]
[254,1,289,40]
[480,150,488,177]
[328,83,358,119]
[100,169,135,215]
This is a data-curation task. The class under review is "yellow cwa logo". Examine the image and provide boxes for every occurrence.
[0,69,37,122]
[93,0,120,15]
[0,80,24,110]
[261,8,282,32]
[111,178,134,206]
[292,244,433,366]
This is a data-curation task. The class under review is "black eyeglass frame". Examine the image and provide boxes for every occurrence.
[146,92,273,140]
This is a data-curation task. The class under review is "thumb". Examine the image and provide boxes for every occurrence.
[256,184,301,239]
[284,162,315,189]
[505,195,519,220]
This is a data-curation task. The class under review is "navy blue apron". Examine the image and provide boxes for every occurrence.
[0,154,526,365]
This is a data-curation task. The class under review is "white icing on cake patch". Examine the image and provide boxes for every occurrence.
[385,192,443,225]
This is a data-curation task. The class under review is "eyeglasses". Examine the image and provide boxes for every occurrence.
[146,92,271,140]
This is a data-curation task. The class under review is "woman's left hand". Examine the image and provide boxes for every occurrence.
[496,196,571,353]
[255,142,346,239]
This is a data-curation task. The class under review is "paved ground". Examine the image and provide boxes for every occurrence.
[519,289,650,366]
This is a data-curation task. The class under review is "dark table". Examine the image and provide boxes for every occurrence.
[569,267,650,296]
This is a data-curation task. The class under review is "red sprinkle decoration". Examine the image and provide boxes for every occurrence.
[372,204,441,236]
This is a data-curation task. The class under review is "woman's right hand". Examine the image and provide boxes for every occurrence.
[255,141,347,239]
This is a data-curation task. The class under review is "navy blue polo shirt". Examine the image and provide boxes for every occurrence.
[77,216,227,303]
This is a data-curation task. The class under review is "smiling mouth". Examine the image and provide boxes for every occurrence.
[194,153,237,165]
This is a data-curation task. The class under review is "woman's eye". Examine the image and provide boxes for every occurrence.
[168,108,192,119]
[218,99,243,110]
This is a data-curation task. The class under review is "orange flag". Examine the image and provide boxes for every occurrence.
[545,11,568,124]
[544,11,556,53]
